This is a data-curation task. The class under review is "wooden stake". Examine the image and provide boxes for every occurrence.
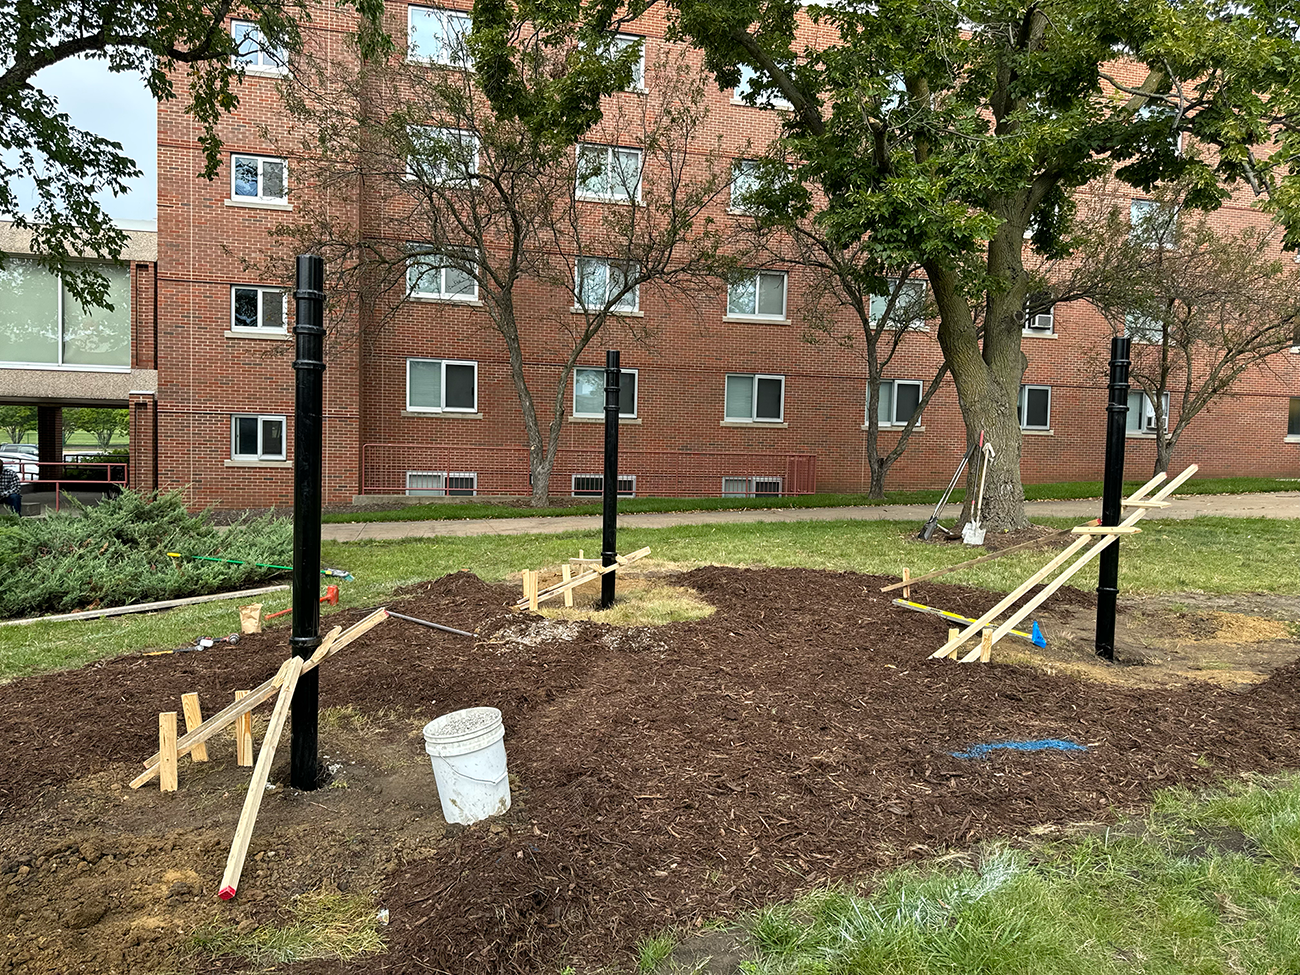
[158,712,178,793]
[902,567,911,600]
[181,693,208,762]
[513,547,652,609]
[527,570,539,611]
[948,627,958,644]
[561,564,573,607]
[234,690,253,767]
[980,628,993,663]
[132,609,388,788]
[218,656,303,901]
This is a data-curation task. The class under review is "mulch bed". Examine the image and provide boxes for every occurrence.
[2,566,1298,974]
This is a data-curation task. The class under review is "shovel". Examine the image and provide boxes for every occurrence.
[962,441,996,546]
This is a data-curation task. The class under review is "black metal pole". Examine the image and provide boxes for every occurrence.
[601,350,620,609]
[1095,335,1130,662]
[290,255,325,789]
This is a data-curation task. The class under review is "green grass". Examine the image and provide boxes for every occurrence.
[698,775,1300,975]
[321,476,1297,524]
[2,515,1294,681]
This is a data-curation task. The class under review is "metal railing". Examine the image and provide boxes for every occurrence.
[359,444,816,498]
[9,460,130,513]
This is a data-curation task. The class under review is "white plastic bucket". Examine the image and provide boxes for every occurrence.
[422,707,511,825]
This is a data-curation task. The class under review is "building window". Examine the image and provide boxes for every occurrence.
[1024,292,1054,333]
[725,373,784,423]
[875,379,922,427]
[231,415,286,461]
[730,159,760,213]
[231,286,286,332]
[407,358,477,412]
[0,257,130,368]
[408,126,479,184]
[1131,199,1177,247]
[230,20,287,73]
[1018,385,1051,430]
[733,63,792,109]
[406,245,478,300]
[408,6,472,66]
[572,474,636,497]
[576,258,639,312]
[576,144,642,202]
[722,476,783,497]
[1289,398,1300,439]
[869,278,927,330]
[1125,311,1163,344]
[231,154,287,204]
[727,271,787,320]
[613,34,645,89]
[406,471,477,495]
[573,366,638,417]
[1127,390,1170,434]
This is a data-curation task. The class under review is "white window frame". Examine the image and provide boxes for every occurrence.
[230,286,288,332]
[230,414,287,461]
[732,63,793,110]
[721,476,784,497]
[406,470,478,496]
[230,154,287,204]
[406,245,479,301]
[575,144,643,203]
[1023,295,1054,333]
[729,159,760,214]
[575,258,640,312]
[571,474,637,497]
[1288,397,1300,441]
[1018,384,1052,431]
[408,126,480,184]
[1127,390,1170,434]
[406,357,479,413]
[726,270,788,321]
[573,366,638,418]
[1130,199,1177,248]
[613,34,646,91]
[230,20,288,74]
[874,379,923,427]
[407,5,472,67]
[724,373,785,423]
[869,278,927,330]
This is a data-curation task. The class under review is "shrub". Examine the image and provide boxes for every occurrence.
[0,490,294,619]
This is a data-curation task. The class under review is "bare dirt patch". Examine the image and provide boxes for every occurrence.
[1,567,1298,975]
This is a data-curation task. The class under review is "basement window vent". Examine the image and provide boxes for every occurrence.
[722,476,783,498]
[406,471,477,496]
[571,474,636,497]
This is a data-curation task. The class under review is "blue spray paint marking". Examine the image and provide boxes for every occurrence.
[950,739,1087,760]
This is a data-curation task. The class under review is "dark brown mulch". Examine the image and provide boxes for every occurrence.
[1,567,1298,975]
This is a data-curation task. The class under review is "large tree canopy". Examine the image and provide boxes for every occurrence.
[0,0,389,305]
[655,0,1300,528]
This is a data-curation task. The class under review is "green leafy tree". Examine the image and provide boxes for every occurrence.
[66,408,130,450]
[564,0,1300,530]
[0,406,36,445]
[0,0,390,307]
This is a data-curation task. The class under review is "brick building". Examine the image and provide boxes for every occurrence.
[142,5,1300,509]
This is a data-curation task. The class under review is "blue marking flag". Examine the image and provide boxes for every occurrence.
[951,739,1087,760]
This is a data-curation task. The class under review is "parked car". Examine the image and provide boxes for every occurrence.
[0,452,40,482]
[0,443,38,458]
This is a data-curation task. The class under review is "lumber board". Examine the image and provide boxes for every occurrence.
[132,609,388,787]
[561,564,573,607]
[927,467,1187,660]
[513,547,652,608]
[181,693,208,762]
[1070,525,1142,534]
[159,712,178,792]
[980,628,993,663]
[234,690,253,767]
[987,465,1197,646]
[0,585,290,627]
[880,533,1070,592]
[892,599,1038,645]
[218,656,302,900]
[1122,499,1170,508]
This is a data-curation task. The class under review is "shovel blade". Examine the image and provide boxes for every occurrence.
[962,523,986,546]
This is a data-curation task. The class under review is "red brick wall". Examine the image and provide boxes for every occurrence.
[154,4,1300,507]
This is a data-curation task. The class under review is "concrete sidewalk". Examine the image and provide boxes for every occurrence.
[320,491,1300,542]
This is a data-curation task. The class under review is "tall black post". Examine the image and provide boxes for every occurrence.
[1095,335,1130,662]
[600,350,621,609]
[290,255,325,789]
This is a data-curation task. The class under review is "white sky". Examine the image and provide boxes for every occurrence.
[18,58,158,223]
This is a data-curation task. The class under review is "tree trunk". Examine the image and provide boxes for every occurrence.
[1152,433,1172,477]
